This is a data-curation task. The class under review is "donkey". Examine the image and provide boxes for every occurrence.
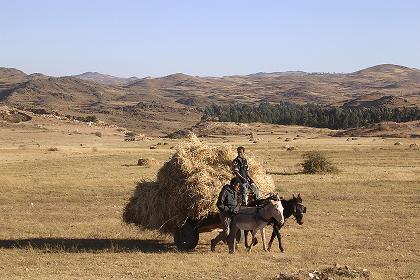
[244,193,283,250]
[267,193,307,252]
[227,199,284,253]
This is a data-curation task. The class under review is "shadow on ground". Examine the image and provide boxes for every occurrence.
[0,238,174,253]
[267,171,303,176]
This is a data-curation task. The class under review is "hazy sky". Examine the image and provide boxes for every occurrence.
[1,0,419,77]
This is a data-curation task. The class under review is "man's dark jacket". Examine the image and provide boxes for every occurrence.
[216,184,238,214]
[232,156,249,183]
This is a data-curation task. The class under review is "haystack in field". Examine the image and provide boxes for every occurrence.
[123,134,275,232]
[409,143,419,150]
[137,157,158,167]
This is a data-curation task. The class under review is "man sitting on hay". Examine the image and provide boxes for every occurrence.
[232,146,260,206]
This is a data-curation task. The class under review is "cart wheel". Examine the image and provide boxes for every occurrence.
[174,221,199,251]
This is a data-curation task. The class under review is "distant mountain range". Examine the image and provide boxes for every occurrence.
[0,64,419,134]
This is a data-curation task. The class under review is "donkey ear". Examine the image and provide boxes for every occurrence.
[292,194,296,198]
[298,193,301,198]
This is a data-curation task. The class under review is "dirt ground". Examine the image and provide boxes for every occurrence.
[0,120,419,279]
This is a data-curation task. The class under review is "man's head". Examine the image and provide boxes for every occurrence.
[237,146,245,158]
[230,177,241,190]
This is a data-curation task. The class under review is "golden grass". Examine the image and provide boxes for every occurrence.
[0,125,419,279]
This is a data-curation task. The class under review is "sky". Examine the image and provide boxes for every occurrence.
[1,0,419,77]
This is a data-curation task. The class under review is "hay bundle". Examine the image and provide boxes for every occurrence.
[123,135,274,232]
[409,143,419,150]
[137,157,158,167]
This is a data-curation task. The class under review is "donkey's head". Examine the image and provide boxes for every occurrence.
[291,193,306,225]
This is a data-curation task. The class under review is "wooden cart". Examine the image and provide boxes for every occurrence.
[173,213,221,251]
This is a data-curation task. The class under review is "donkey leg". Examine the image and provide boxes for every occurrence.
[247,231,256,253]
[261,227,267,251]
[275,226,284,252]
[244,230,249,248]
[267,227,276,251]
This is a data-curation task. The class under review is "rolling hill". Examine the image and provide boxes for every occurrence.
[0,64,419,135]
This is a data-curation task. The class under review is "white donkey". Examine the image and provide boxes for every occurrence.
[227,199,284,253]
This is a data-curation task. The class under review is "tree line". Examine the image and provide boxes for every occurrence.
[202,102,419,129]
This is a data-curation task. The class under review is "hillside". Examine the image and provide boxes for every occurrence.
[3,81,199,135]
[0,64,419,134]
[125,64,420,107]
[334,121,420,138]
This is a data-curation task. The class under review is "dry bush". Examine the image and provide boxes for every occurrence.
[378,123,389,131]
[302,151,337,174]
[94,131,102,137]
[123,134,274,232]
[47,147,59,152]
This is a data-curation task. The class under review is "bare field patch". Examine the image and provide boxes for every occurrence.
[0,125,419,279]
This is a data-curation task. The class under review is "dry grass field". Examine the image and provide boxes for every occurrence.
[0,121,419,279]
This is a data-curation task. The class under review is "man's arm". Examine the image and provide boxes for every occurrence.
[232,159,247,181]
[245,160,254,183]
[216,188,229,213]
[234,170,247,182]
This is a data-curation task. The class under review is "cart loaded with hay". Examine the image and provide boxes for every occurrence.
[123,135,275,251]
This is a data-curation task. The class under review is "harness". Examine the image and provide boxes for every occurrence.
[256,207,271,223]
[250,193,281,224]
[293,202,305,214]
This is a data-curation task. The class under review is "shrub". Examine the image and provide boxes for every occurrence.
[302,151,337,174]
[378,123,389,131]
[85,115,97,123]
[47,147,59,152]
[74,115,97,123]
[94,131,102,137]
